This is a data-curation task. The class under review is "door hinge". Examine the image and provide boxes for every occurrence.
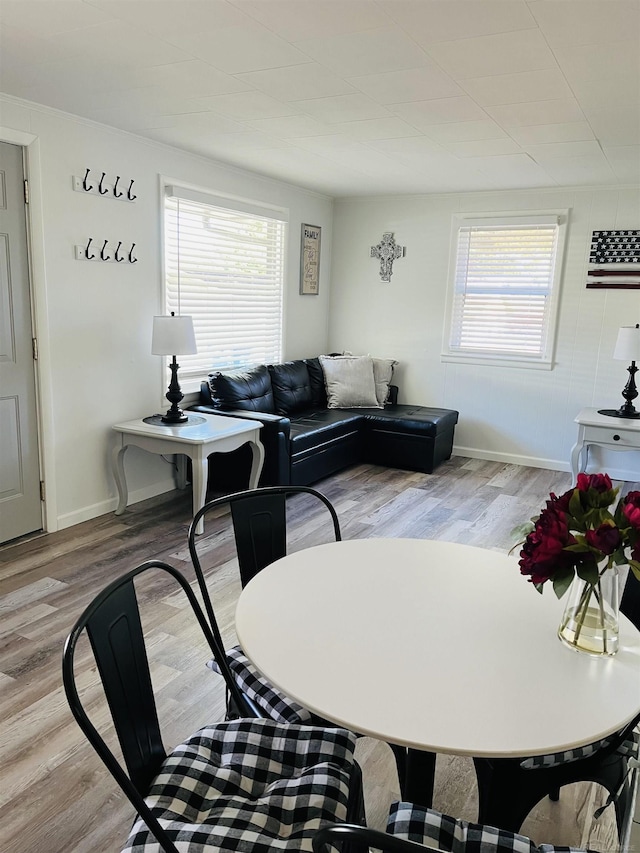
[40,481,45,501]
[24,179,29,204]
[32,337,38,360]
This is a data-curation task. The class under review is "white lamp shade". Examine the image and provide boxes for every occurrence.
[614,325,640,361]
[151,314,197,356]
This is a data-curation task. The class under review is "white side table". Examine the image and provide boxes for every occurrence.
[112,414,264,534]
[570,407,640,479]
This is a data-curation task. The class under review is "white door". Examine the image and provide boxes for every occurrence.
[0,141,42,543]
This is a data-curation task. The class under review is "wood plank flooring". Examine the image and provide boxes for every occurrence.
[0,457,636,853]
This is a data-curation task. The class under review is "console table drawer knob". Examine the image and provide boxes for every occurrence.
[614,434,621,441]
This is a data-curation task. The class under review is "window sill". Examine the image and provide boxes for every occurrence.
[441,352,554,370]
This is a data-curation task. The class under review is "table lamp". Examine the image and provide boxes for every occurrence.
[598,323,640,418]
[152,312,197,424]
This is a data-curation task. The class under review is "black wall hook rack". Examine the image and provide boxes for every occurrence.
[75,240,139,264]
[72,169,138,202]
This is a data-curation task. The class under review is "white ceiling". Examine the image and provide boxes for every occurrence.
[1,0,639,197]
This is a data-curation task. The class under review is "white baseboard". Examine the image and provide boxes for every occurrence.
[453,445,568,472]
[56,477,179,531]
[453,445,640,483]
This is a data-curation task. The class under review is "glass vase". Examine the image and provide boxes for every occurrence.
[557,566,619,656]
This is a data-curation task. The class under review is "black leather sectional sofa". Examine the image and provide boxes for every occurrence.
[190,357,459,489]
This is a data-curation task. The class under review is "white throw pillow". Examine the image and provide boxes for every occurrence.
[372,357,397,406]
[319,355,380,408]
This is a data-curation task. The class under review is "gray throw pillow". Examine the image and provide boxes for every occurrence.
[372,357,397,406]
[319,355,381,409]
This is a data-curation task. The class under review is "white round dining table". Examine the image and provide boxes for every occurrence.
[235,538,640,760]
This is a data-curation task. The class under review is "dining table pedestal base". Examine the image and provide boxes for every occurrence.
[404,749,437,808]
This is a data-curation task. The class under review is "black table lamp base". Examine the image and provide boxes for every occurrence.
[599,360,640,418]
[598,407,640,419]
[161,356,189,423]
[161,409,189,424]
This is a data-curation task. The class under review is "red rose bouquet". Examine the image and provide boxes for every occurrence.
[515,473,640,654]
[517,473,640,596]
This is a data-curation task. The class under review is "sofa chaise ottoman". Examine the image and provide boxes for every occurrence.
[190,356,458,489]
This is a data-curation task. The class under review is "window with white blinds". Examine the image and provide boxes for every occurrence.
[164,185,286,384]
[444,214,567,368]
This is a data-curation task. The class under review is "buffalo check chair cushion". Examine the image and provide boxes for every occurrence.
[387,803,584,853]
[520,730,639,769]
[207,644,314,724]
[120,719,356,852]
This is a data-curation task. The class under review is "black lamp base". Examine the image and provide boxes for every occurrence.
[144,414,205,427]
[599,360,640,419]
[161,410,189,424]
[598,408,640,419]
[160,355,188,424]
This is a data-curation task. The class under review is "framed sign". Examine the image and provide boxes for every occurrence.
[300,223,321,295]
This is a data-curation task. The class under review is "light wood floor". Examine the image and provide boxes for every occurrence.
[0,457,636,853]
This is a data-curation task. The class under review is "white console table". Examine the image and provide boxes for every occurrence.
[570,407,640,479]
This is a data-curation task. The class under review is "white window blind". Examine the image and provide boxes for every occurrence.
[164,187,286,381]
[449,217,560,362]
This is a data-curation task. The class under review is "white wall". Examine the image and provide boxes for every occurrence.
[0,94,333,531]
[330,187,640,478]
[2,91,638,534]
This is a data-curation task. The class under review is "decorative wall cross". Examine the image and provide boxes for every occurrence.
[370,232,405,282]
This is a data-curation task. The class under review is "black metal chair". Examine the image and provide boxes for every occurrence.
[192,484,342,590]
[188,486,342,722]
[62,560,364,853]
[472,569,640,840]
[312,801,592,853]
[188,485,421,801]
